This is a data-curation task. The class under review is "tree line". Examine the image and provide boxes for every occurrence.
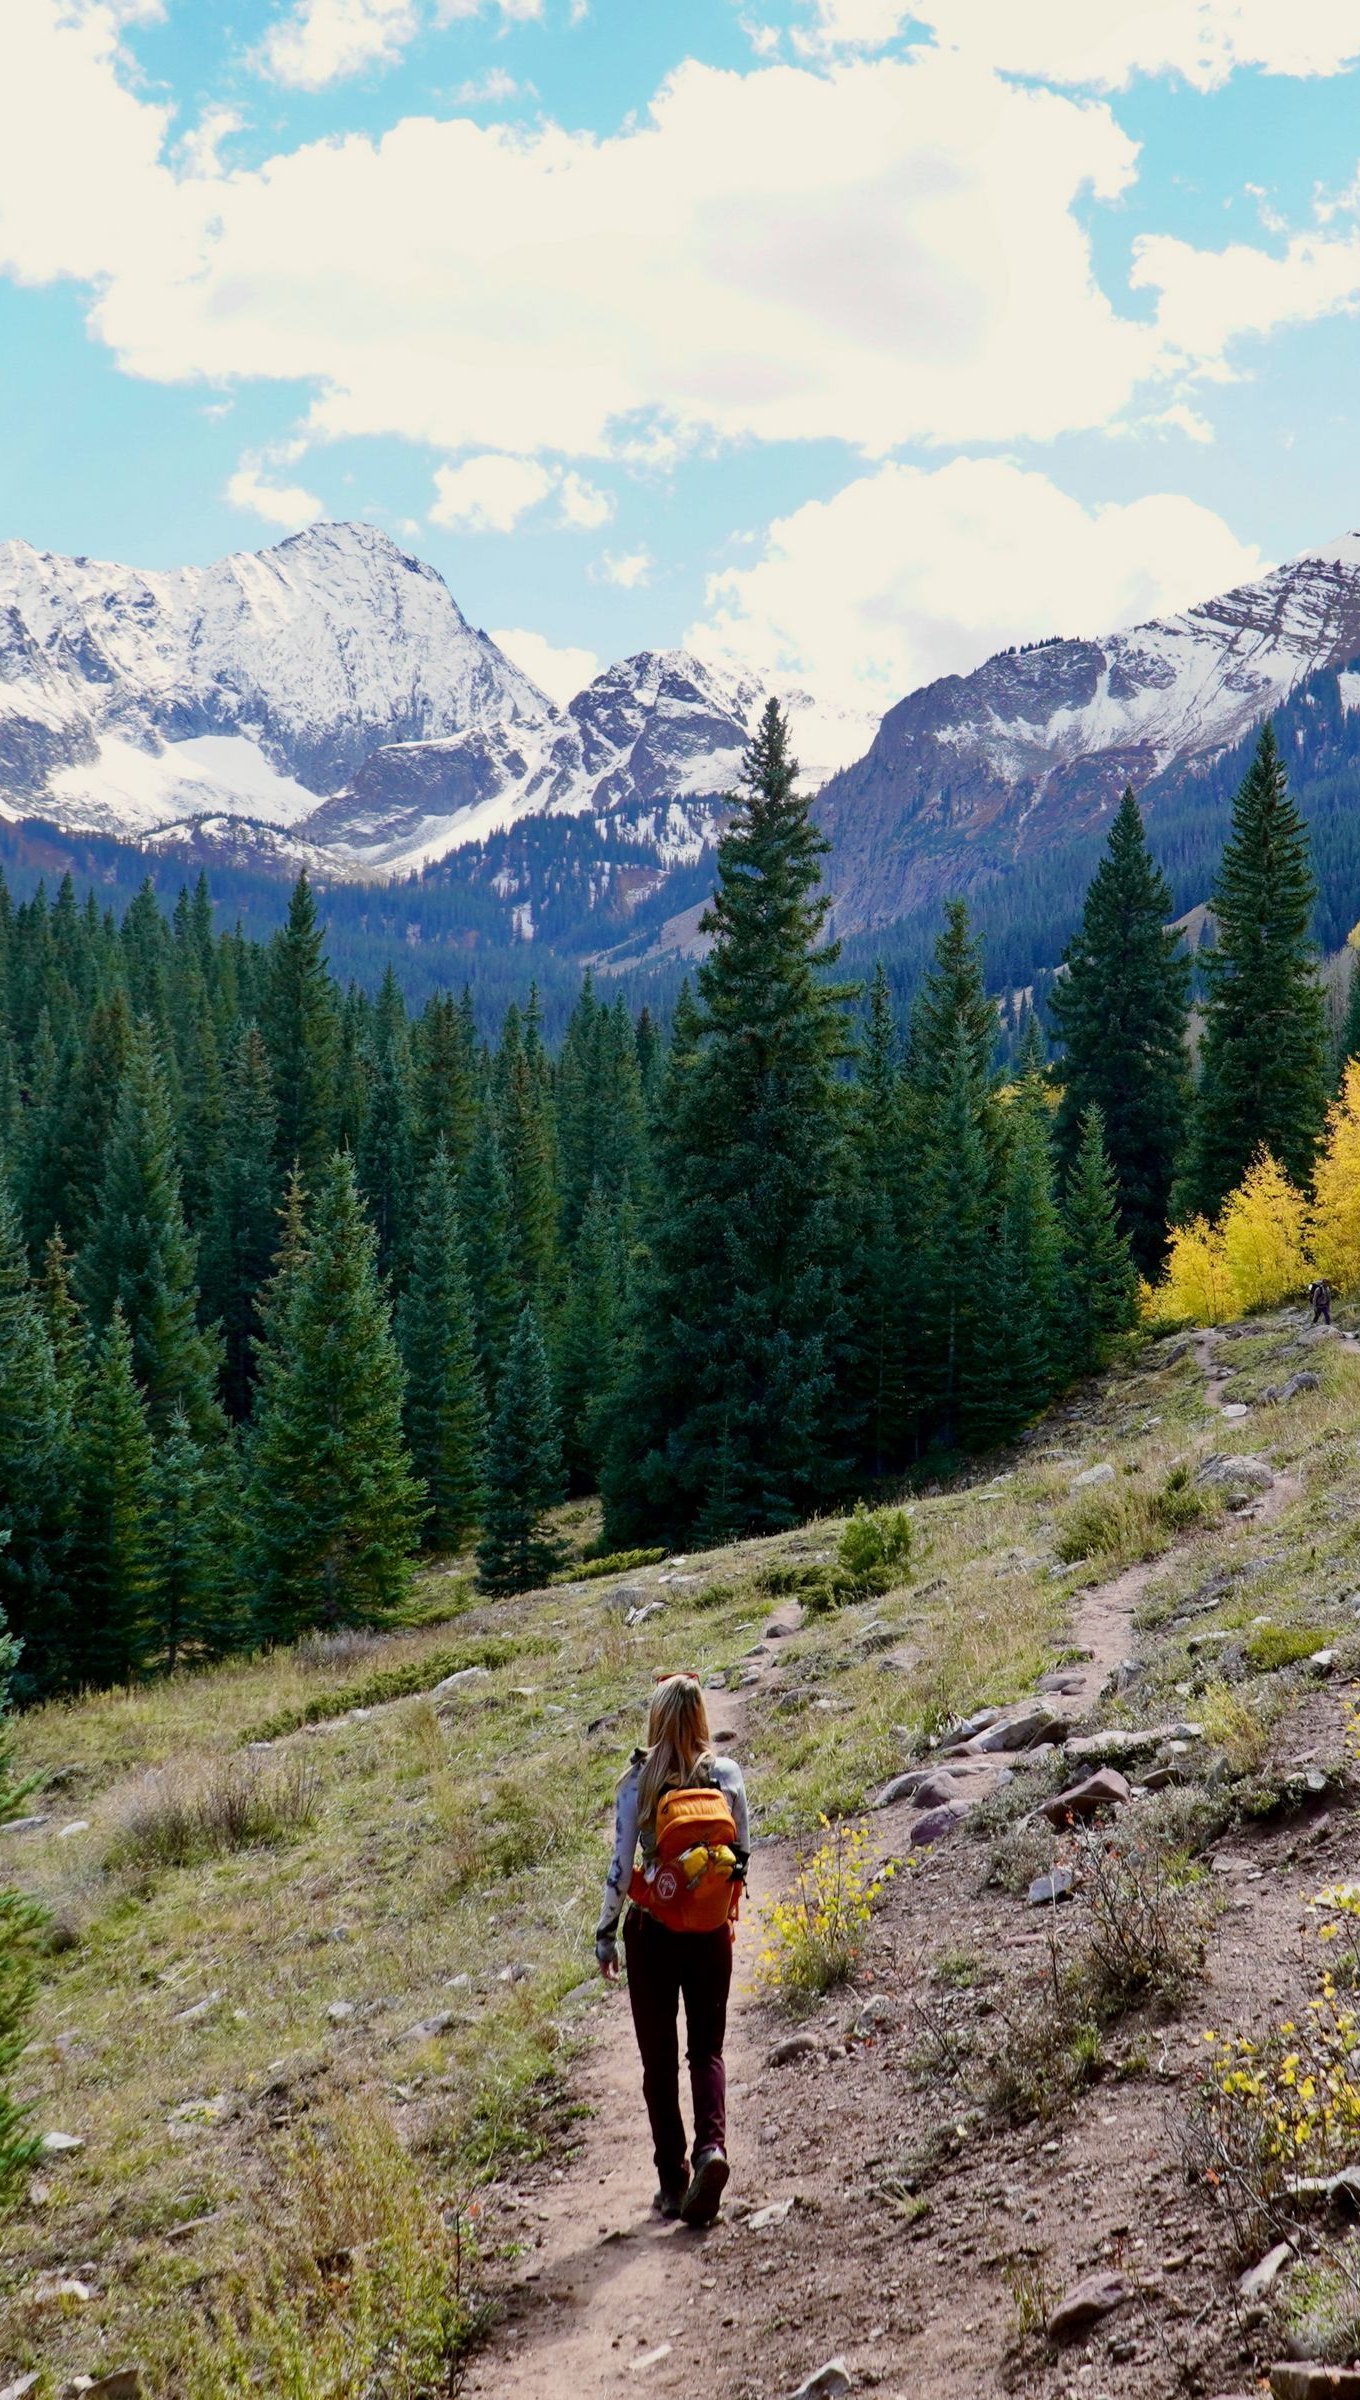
[0,702,1340,1697]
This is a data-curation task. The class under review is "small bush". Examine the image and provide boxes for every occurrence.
[757,1561,832,1599]
[1199,1679,1276,1776]
[1243,1622,1332,1672]
[1056,1466,1219,1565]
[107,1753,318,1871]
[691,1579,742,1611]
[242,1638,525,1741]
[1069,1823,1212,2012]
[757,1818,896,2010]
[837,1505,913,1591]
[565,1547,668,1582]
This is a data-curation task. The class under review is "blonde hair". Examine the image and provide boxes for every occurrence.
[636,1674,714,1824]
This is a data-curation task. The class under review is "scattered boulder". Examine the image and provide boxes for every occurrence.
[897,1770,959,1811]
[967,1705,1066,1754]
[1285,2166,1360,2215]
[1066,1723,1201,1768]
[1047,2269,1134,2340]
[1269,2369,1360,2398]
[845,1994,895,2042]
[1195,1453,1275,1506]
[83,2374,142,2399]
[41,2131,84,2155]
[1039,1768,1132,1826]
[1071,1462,1115,1488]
[430,1666,490,1699]
[407,2011,457,2041]
[747,2197,797,2230]
[325,2000,355,2024]
[768,2032,821,2067]
[1,1817,49,1836]
[0,2375,40,2399]
[1221,1402,1249,1420]
[938,1706,1005,1751]
[629,2345,672,2375]
[1262,1372,1321,1405]
[56,1819,91,1839]
[1239,2240,1295,2301]
[1028,1867,1075,1907]
[910,1801,969,1847]
[172,1992,222,2025]
[1036,1670,1087,1695]
[788,2363,852,2400]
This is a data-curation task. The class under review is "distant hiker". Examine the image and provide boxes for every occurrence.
[1308,1278,1333,1326]
[596,1672,749,2227]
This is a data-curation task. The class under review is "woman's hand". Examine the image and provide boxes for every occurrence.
[596,1936,619,1981]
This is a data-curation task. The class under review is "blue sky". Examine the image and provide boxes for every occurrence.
[4,0,1360,723]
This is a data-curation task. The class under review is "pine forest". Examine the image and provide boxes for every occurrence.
[0,701,1351,1704]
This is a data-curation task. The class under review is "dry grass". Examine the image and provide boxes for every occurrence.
[104,1751,320,1871]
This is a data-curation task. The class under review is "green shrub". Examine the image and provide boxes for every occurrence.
[757,1561,832,1598]
[1243,1622,1332,1672]
[241,1638,526,1741]
[107,1753,319,1871]
[566,1547,668,1582]
[837,1505,913,1588]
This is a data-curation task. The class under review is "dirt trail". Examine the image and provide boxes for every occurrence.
[461,1332,1312,2399]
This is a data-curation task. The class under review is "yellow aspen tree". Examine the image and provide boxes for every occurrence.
[1220,1150,1311,1312]
[1310,1059,1360,1295]
[1146,1216,1234,1326]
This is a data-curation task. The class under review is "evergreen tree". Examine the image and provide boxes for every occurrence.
[1060,1107,1140,1376]
[906,899,997,1101]
[77,1021,224,1440]
[0,1609,44,2200]
[397,1146,486,1552]
[1179,723,1329,1217]
[263,874,337,1180]
[847,963,911,1476]
[247,1153,423,1640]
[0,1178,72,1687]
[968,1075,1064,1442]
[554,1179,627,1490]
[411,989,478,1184]
[37,1231,86,1408]
[913,1021,997,1451]
[201,1024,279,1420]
[1338,950,1360,1078]
[1050,790,1190,1277]
[14,1012,69,1257]
[460,1116,520,1395]
[356,965,413,1278]
[69,1307,159,1687]
[476,1303,566,1595]
[52,987,134,1250]
[152,1415,243,1670]
[603,701,856,1545]
[494,999,558,1300]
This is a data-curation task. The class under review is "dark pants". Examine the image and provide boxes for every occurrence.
[622,1906,732,2192]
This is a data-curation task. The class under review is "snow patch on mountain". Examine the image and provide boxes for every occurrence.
[45,733,321,837]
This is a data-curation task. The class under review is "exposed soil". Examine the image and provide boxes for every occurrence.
[462,1338,1353,2400]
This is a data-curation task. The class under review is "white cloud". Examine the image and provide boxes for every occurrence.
[693,456,1265,711]
[796,0,1360,85]
[557,471,613,529]
[226,457,324,526]
[596,549,652,588]
[490,626,599,703]
[453,67,520,102]
[430,453,555,531]
[260,0,418,89]
[0,22,1162,457]
[1133,223,1360,361]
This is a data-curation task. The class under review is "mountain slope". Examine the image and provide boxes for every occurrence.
[816,532,1360,930]
[0,521,550,828]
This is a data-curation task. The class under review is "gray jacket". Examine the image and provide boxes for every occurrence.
[596,1749,750,1953]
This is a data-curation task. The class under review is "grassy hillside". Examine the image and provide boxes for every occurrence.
[7,1311,1360,2392]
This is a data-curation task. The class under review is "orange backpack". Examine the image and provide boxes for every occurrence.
[629,1784,741,1933]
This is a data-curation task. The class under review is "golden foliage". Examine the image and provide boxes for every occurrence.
[1311,1059,1360,1297]
[1219,1150,1312,1311]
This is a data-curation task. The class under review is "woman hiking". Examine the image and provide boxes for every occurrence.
[596,1673,749,2226]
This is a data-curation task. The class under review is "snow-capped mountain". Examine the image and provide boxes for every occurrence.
[816,533,1360,929]
[0,520,550,839]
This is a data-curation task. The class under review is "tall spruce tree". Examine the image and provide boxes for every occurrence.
[476,1303,566,1595]
[397,1146,486,1552]
[201,1024,280,1420]
[263,874,337,1180]
[69,1306,159,1687]
[357,966,413,1279]
[968,1075,1064,1445]
[1339,950,1360,1079]
[913,1020,997,1451]
[554,1179,627,1491]
[848,963,911,1476]
[247,1153,423,1639]
[77,1020,224,1440]
[0,1178,72,1688]
[1050,789,1190,1276]
[1179,723,1329,1217]
[1060,1108,1139,1377]
[152,1415,244,1669]
[602,700,855,1546]
[460,1116,520,1396]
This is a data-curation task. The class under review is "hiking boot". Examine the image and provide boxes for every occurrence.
[679,2146,729,2226]
[653,2182,687,2220]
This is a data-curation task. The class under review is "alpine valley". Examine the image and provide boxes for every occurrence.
[7,517,1360,1002]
